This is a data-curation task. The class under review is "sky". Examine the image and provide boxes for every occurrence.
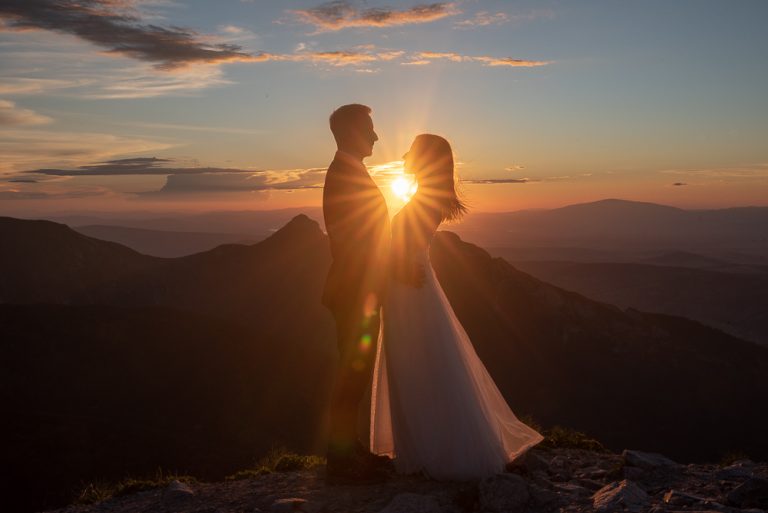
[1,0,767,216]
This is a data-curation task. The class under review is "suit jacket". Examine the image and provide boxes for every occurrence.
[322,151,391,313]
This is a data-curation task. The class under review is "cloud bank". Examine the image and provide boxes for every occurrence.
[21,156,327,196]
[290,1,459,32]
[0,0,259,69]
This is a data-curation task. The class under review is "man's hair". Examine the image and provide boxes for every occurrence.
[329,104,371,139]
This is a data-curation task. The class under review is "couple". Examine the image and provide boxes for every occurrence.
[322,104,543,484]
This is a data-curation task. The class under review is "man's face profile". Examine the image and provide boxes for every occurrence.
[356,114,378,158]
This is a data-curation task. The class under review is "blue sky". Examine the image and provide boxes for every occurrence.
[1,0,767,214]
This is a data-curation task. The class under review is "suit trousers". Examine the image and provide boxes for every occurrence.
[326,293,382,460]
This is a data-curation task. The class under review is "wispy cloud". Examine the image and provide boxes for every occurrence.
[0,129,173,172]
[455,8,553,29]
[454,11,508,28]
[248,47,402,68]
[92,64,231,98]
[0,99,53,126]
[462,178,534,184]
[0,184,113,200]
[0,31,233,99]
[416,51,466,62]
[0,78,82,96]
[404,51,551,67]
[24,157,256,177]
[291,50,379,66]
[114,120,269,136]
[660,164,768,181]
[472,56,551,67]
[136,165,327,196]
[290,1,459,33]
[0,0,260,70]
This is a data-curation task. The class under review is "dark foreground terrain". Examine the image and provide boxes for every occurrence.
[45,448,768,513]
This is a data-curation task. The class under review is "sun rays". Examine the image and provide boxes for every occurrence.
[368,160,418,211]
[390,175,418,203]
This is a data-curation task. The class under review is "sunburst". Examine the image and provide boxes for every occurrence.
[391,175,418,203]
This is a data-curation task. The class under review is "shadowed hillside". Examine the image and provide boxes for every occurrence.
[507,260,768,345]
[0,217,160,304]
[73,225,261,258]
[429,232,768,459]
[1,304,333,513]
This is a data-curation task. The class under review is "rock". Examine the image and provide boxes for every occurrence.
[479,473,530,513]
[271,498,308,512]
[663,489,708,507]
[552,482,592,497]
[575,466,609,480]
[717,461,756,480]
[622,450,679,471]
[726,477,768,509]
[574,478,609,491]
[378,493,443,513]
[161,479,195,507]
[165,479,194,496]
[623,466,645,480]
[527,483,561,508]
[592,480,649,512]
[523,450,550,474]
[530,469,551,487]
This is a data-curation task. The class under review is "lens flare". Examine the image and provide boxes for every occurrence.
[391,176,418,202]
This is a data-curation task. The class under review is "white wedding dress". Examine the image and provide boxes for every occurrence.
[369,233,544,481]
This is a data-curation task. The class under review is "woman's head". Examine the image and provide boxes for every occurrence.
[403,134,467,222]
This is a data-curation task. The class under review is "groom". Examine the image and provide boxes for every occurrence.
[322,104,391,483]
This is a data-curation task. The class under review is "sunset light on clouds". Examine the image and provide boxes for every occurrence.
[1,0,767,215]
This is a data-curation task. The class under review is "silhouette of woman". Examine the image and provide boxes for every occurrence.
[370,134,543,480]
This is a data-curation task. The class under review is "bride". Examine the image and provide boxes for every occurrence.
[370,134,544,481]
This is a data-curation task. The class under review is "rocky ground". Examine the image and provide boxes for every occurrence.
[46,448,768,513]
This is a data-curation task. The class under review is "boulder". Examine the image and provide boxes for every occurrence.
[726,477,768,509]
[552,482,592,497]
[592,480,649,512]
[717,460,756,481]
[662,489,708,507]
[479,473,530,513]
[160,479,196,510]
[527,483,561,508]
[622,450,679,471]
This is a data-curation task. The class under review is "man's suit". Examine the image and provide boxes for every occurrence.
[322,150,390,458]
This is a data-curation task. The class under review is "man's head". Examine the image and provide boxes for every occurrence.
[329,104,378,159]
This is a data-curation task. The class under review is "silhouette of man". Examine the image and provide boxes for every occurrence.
[322,104,390,482]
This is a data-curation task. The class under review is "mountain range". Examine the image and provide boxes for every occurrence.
[1,213,767,512]
[453,199,768,261]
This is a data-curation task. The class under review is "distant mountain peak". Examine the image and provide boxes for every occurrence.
[563,198,684,212]
[271,214,323,238]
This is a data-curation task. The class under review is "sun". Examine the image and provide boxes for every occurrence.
[391,175,418,203]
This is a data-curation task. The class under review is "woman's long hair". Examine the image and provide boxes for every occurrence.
[409,134,468,222]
